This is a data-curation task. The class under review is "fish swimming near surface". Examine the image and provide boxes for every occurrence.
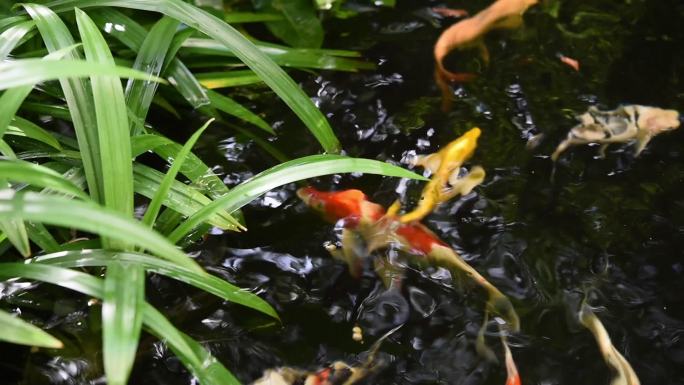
[298,129,521,385]
[552,105,681,161]
[433,0,538,111]
[251,326,400,385]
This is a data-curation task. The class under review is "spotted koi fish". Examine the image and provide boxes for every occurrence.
[552,105,681,161]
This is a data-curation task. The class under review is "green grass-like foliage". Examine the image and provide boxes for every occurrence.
[0,2,423,384]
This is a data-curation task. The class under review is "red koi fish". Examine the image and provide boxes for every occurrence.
[298,187,522,385]
[297,187,447,256]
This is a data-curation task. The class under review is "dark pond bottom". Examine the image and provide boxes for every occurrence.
[5,0,684,384]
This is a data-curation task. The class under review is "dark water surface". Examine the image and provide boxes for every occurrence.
[6,0,684,384]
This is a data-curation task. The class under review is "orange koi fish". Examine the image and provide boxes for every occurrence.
[298,129,521,384]
[433,0,538,111]
[299,186,521,381]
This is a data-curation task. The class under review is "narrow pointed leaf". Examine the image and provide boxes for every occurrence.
[0,160,88,199]
[196,70,262,89]
[125,16,180,134]
[25,3,105,204]
[169,155,428,242]
[205,89,273,134]
[131,133,232,200]
[132,164,237,230]
[31,250,278,319]
[0,60,161,90]
[102,262,145,385]
[0,20,34,60]
[89,9,210,109]
[0,45,80,138]
[0,139,17,157]
[0,190,202,273]
[7,117,62,150]
[0,309,63,348]
[47,0,341,152]
[25,222,60,253]
[76,7,134,226]
[142,120,211,227]
[0,217,30,257]
[0,263,238,382]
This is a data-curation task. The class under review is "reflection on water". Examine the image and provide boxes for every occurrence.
[7,0,684,384]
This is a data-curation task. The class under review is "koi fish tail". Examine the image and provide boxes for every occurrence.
[501,330,522,385]
[476,312,523,385]
[429,245,520,332]
[579,303,640,385]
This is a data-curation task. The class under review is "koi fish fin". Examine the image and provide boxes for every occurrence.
[446,165,486,198]
[476,312,499,363]
[579,304,640,385]
[402,129,482,223]
[341,228,367,278]
[373,255,405,290]
[634,133,652,157]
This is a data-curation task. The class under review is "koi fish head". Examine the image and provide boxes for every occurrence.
[297,187,385,226]
[450,127,481,163]
[635,106,681,134]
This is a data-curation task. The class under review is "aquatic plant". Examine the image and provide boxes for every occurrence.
[0,1,424,384]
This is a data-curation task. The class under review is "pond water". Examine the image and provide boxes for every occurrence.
[6,0,684,384]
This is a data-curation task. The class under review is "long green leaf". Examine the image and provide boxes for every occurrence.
[7,117,62,150]
[0,20,34,60]
[0,159,88,199]
[223,12,283,23]
[131,133,232,200]
[0,44,80,139]
[89,8,210,109]
[76,7,133,223]
[102,262,144,385]
[165,60,211,108]
[125,16,180,135]
[0,59,160,90]
[73,25,144,380]
[205,89,274,134]
[30,249,278,319]
[24,3,104,204]
[0,309,63,348]
[132,164,238,230]
[196,70,262,89]
[181,38,374,72]
[0,190,202,273]
[0,216,30,257]
[25,221,60,253]
[47,0,342,153]
[0,139,16,157]
[142,120,211,227]
[0,263,238,382]
[169,155,428,242]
